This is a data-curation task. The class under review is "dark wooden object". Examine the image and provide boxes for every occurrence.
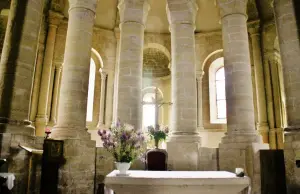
[260,150,287,194]
[40,139,64,194]
[145,148,168,171]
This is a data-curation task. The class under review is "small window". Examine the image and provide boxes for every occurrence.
[86,58,96,122]
[142,92,156,129]
[209,57,227,123]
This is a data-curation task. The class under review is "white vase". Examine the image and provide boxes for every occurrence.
[115,162,131,175]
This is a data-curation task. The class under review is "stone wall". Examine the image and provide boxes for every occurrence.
[0,134,44,194]
[195,32,226,147]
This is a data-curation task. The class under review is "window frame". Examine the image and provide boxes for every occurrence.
[209,57,227,124]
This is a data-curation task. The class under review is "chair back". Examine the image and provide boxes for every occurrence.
[145,149,168,171]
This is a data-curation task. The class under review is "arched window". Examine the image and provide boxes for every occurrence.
[86,58,96,122]
[209,57,227,124]
[142,92,156,129]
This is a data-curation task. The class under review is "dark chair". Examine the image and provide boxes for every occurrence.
[145,149,168,171]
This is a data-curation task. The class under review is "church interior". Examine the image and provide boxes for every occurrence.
[0,0,299,193]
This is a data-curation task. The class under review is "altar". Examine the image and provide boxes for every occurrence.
[105,170,250,194]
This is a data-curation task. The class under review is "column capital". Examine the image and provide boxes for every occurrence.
[196,71,204,80]
[68,0,98,13]
[118,0,150,26]
[166,0,198,25]
[248,20,260,36]
[217,0,248,19]
[100,70,107,79]
[48,11,64,27]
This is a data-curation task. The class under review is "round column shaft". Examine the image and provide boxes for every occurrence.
[273,0,300,129]
[97,71,107,127]
[248,21,269,143]
[49,65,62,125]
[51,0,97,139]
[217,0,259,143]
[35,11,63,136]
[116,0,150,129]
[167,0,200,142]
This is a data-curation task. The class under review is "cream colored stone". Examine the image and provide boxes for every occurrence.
[35,11,63,136]
[248,20,269,143]
[0,0,44,135]
[115,0,150,129]
[51,0,97,139]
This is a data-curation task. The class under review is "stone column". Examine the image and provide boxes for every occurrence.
[196,71,204,130]
[166,0,201,170]
[49,64,62,126]
[217,0,259,143]
[51,0,97,140]
[116,0,150,129]
[0,0,44,135]
[104,68,115,127]
[262,51,277,149]
[248,21,270,144]
[217,1,268,193]
[273,0,300,189]
[35,11,63,136]
[97,71,107,127]
[113,27,120,123]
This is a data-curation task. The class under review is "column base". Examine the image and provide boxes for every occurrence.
[284,130,300,192]
[35,116,48,137]
[57,139,96,193]
[0,118,35,136]
[51,126,91,140]
[219,134,269,194]
[257,122,269,144]
[166,133,201,170]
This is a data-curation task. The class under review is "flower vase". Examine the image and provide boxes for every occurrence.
[115,162,131,175]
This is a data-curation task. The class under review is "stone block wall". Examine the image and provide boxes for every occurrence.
[0,134,44,194]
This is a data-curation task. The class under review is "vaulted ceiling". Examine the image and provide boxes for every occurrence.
[62,0,274,33]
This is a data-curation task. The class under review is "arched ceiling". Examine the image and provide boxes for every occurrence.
[143,48,170,78]
[61,0,273,33]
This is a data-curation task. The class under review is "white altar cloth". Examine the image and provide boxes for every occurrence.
[0,173,15,190]
[105,170,250,194]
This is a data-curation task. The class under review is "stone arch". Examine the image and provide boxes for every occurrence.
[202,49,224,71]
[142,86,164,99]
[91,48,103,69]
[144,43,171,61]
[143,43,171,77]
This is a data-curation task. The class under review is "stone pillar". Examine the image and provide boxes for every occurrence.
[248,21,270,144]
[51,0,97,140]
[0,0,44,135]
[217,0,259,143]
[116,0,150,129]
[262,51,277,149]
[196,71,204,130]
[273,0,300,190]
[29,32,46,123]
[104,68,115,127]
[166,0,201,170]
[49,64,62,126]
[113,28,120,123]
[97,71,107,127]
[217,1,268,193]
[112,28,120,122]
[35,11,63,136]
[50,0,98,193]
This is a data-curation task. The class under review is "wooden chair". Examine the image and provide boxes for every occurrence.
[145,149,168,171]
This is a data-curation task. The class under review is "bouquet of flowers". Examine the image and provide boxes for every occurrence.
[98,120,145,163]
[147,124,169,148]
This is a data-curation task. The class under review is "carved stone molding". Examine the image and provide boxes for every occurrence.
[217,0,248,18]
[118,0,150,26]
[166,0,198,25]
